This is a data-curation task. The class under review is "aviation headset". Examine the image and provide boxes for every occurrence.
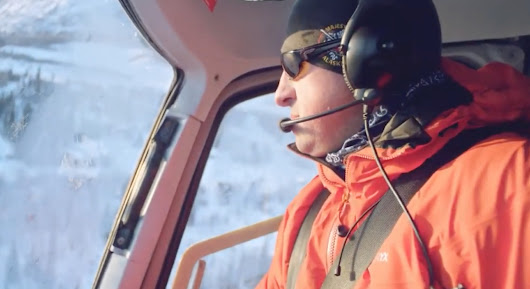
[340,0,442,105]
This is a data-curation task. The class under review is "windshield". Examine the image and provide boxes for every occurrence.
[0,1,173,288]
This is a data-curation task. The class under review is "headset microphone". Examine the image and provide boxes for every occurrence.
[279,88,380,133]
[278,99,363,133]
[278,118,294,133]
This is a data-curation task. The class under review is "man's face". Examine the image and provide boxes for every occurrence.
[275,63,364,157]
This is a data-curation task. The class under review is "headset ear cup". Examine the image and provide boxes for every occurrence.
[345,27,383,89]
[341,0,442,104]
[341,2,385,93]
[341,12,357,95]
[343,27,387,103]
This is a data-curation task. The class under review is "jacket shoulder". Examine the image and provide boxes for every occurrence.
[416,131,529,228]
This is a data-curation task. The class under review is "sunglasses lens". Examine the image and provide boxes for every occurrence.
[281,52,302,78]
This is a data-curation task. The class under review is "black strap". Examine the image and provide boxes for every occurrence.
[321,125,526,289]
[285,125,526,289]
[286,189,330,289]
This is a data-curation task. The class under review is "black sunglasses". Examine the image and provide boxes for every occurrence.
[281,38,342,79]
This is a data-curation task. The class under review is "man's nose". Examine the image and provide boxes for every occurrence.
[274,71,296,107]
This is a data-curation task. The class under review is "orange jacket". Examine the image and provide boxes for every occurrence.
[256,59,530,289]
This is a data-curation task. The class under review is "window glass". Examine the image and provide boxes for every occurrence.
[170,95,316,289]
[0,1,173,288]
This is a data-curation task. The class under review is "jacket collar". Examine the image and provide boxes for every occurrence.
[287,58,530,197]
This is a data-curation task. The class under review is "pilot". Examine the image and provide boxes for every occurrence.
[257,0,530,288]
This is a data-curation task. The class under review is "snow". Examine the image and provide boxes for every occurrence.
[0,0,73,36]
[0,1,171,288]
[0,1,316,289]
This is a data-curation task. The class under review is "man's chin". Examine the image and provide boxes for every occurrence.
[295,139,327,158]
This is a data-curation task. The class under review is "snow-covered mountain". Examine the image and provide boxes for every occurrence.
[0,1,316,289]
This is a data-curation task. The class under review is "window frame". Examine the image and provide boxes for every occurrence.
[156,67,282,289]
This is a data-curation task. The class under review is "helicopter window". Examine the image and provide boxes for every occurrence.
[169,94,316,289]
[0,2,173,288]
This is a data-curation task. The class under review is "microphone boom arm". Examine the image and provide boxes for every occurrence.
[279,98,365,132]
